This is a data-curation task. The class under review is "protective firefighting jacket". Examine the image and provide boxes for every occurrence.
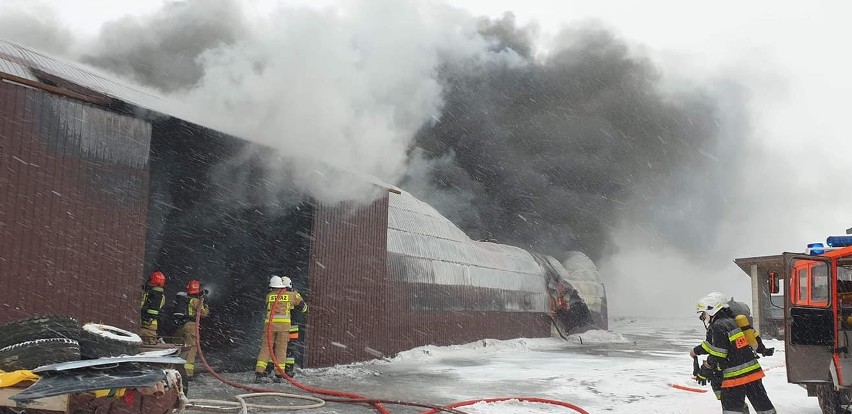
[264,289,307,324]
[693,308,764,388]
[140,284,165,325]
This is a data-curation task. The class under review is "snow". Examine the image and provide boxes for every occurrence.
[192,316,823,413]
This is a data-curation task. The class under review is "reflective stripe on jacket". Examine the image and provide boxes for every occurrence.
[264,290,305,323]
[140,285,165,323]
[704,312,764,388]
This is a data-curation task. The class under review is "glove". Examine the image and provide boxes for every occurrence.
[695,364,714,386]
[762,347,775,357]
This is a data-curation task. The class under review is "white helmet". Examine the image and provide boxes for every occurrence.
[269,275,285,288]
[280,276,292,289]
[696,291,729,317]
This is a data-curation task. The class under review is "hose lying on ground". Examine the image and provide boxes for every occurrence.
[192,297,470,414]
[668,382,708,393]
[262,302,591,414]
[419,397,591,414]
[186,392,325,413]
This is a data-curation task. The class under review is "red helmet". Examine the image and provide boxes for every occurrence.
[149,271,166,287]
[186,279,201,295]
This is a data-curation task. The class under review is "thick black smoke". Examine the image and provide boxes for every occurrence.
[403,14,734,263]
[0,2,746,266]
[81,0,246,91]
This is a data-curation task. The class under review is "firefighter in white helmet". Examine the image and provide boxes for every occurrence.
[255,275,307,383]
[690,292,776,414]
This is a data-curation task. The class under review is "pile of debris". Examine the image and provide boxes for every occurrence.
[0,315,186,414]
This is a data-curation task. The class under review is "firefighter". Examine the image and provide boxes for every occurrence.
[255,275,307,383]
[139,271,166,345]
[263,305,303,378]
[172,279,210,380]
[285,303,306,377]
[691,292,776,414]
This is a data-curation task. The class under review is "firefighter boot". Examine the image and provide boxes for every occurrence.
[254,372,266,384]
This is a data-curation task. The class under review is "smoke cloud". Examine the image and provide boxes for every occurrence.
[81,0,247,92]
[0,0,758,314]
[0,4,73,55]
[404,15,746,265]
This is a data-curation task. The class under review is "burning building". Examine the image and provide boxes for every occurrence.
[0,38,606,368]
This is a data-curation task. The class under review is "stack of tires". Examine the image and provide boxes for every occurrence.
[0,315,142,371]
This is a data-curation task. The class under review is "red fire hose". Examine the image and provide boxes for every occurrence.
[194,294,591,414]
[420,397,590,414]
[193,296,470,413]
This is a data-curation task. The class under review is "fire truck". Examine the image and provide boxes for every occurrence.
[775,235,852,413]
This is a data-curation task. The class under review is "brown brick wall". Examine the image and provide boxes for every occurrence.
[0,81,150,329]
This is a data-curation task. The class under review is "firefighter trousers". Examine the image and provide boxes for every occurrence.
[139,321,158,345]
[720,379,776,414]
[175,322,199,377]
[256,322,289,374]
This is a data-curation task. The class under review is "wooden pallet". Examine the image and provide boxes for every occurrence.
[0,386,68,412]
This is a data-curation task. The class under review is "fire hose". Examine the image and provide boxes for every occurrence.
[191,296,469,414]
[192,294,591,413]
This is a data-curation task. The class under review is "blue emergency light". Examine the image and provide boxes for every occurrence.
[827,235,852,248]
[808,243,826,255]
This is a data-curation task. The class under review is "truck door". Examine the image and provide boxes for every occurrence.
[832,254,852,386]
[784,253,833,383]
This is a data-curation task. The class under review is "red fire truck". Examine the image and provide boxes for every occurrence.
[777,235,852,413]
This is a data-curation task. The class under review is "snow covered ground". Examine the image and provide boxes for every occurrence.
[190,316,821,413]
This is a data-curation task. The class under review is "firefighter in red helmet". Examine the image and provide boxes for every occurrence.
[172,278,209,379]
[139,271,167,345]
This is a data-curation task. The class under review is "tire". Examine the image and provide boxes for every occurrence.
[0,338,80,371]
[82,323,142,344]
[0,315,82,349]
[817,384,852,414]
[76,324,141,358]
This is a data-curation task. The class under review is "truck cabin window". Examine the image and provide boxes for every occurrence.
[792,261,829,307]
[812,263,829,303]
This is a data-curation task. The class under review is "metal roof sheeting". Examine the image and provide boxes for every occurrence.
[388,190,543,275]
[0,54,36,81]
[0,38,191,122]
[387,190,548,312]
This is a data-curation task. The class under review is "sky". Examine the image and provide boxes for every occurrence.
[1,0,851,316]
[190,316,819,413]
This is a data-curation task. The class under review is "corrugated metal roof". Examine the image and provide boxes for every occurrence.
[0,52,37,81]
[387,190,608,315]
[387,190,546,300]
[388,190,543,274]
[0,38,407,194]
[0,39,174,113]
